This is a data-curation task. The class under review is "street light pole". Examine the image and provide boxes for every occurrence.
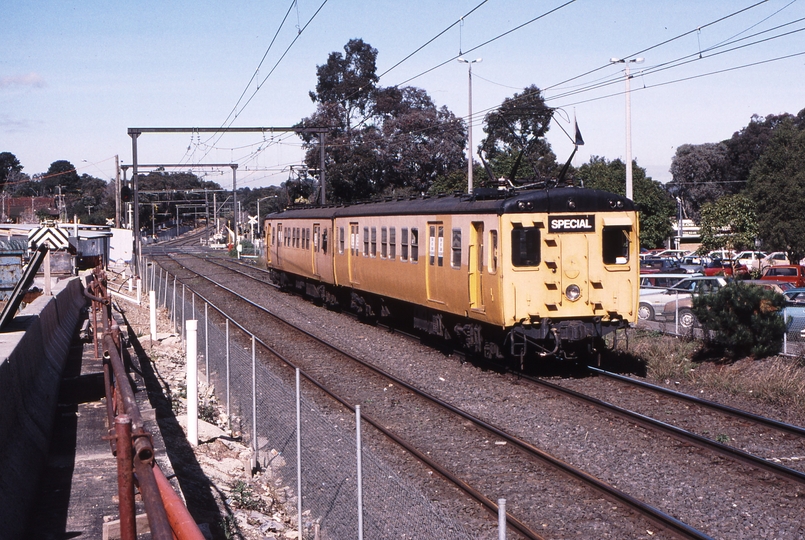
[458,57,482,195]
[610,57,643,200]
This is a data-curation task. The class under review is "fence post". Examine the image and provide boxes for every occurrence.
[205,303,209,381]
[115,415,136,540]
[252,335,258,469]
[356,404,364,540]
[186,319,198,446]
[226,319,230,430]
[149,290,157,342]
[498,498,507,539]
[171,277,177,332]
[296,367,303,537]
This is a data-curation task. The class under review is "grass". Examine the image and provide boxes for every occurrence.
[618,329,805,416]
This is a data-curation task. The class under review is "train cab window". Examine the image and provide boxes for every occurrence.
[511,226,540,267]
[411,228,419,262]
[363,227,369,256]
[401,228,409,261]
[371,227,377,257]
[381,227,388,258]
[451,229,461,268]
[389,227,396,260]
[602,226,631,265]
[338,227,345,254]
[489,230,498,273]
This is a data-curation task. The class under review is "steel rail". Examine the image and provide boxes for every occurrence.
[155,253,714,540]
[524,373,805,486]
[588,366,805,438]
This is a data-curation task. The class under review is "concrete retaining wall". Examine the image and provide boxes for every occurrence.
[0,277,86,539]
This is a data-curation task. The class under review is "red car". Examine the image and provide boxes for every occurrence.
[703,259,749,278]
[761,265,805,288]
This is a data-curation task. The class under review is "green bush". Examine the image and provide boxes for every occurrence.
[692,282,787,358]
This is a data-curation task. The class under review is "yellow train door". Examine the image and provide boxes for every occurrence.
[469,221,484,310]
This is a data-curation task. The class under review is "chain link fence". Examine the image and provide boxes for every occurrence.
[145,260,476,540]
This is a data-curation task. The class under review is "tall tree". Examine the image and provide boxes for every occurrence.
[42,160,80,195]
[697,194,758,255]
[576,156,675,249]
[479,85,558,184]
[0,152,23,191]
[667,142,732,221]
[747,118,805,263]
[308,38,379,134]
[299,40,466,203]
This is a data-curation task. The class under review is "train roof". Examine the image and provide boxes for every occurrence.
[267,186,635,220]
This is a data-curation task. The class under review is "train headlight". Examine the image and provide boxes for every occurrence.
[565,284,581,301]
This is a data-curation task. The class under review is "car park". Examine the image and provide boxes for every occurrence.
[761,265,805,288]
[653,249,690,259]
[639,273,693,295]
[638,275,729,321]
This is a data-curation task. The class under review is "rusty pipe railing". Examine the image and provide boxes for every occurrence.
[87,265,205,540]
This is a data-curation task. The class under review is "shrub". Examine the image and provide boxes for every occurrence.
[692,282,787,358]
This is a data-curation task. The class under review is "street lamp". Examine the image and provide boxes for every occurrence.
[256,196,277,237]
[610,57,644,200]
[458,57,482,195]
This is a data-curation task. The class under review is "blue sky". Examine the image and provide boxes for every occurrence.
[2,0,804,190]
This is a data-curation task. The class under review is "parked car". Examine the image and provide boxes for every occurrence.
[640,257,686,274]
[638,275,729,321]
[761,265,805,288]
[708,250,736,260]
[677,255,707,274]
[734,251,767,271]
[653,249,690,259]
[639,273,693,294]
[663,280,790,328]
[703,259,749,278]
[762,252,790,267]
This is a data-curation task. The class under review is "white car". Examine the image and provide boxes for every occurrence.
[638,275,729,321]
[734,251,766,271]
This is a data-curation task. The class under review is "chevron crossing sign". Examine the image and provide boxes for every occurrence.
[28,224,70,250]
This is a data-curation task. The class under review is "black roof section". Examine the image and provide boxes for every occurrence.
[268,187,635,220]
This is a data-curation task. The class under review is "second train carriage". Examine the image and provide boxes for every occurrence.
[264,186,639,363]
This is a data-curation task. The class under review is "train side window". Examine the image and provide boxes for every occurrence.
[411,228,419,262]
[306,228,311,250]
[371,227,377,257]
[339,227,345,254]
[489,230,498,273]
[313,225,320,252]
[381,227,388,258]
[451,228,461,268]
[602,226,631,265]
[363,227,369,256]
[389,227,396,260]
[401,228,409,261]
[511,226,540,267]
[322,228,328,254]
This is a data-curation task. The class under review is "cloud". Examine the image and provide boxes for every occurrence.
[0,73,46,89]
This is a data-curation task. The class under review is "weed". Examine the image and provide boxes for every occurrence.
[716,434,730,444]
[230,480,266,512]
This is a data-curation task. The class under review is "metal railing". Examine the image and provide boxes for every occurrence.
[85,266,205,540]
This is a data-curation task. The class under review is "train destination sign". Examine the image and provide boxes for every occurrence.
[548,215,595,233]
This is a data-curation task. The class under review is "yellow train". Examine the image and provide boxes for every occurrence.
[264,186,639,365]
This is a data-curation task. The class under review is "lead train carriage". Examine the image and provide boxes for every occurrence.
[264,187,639,364]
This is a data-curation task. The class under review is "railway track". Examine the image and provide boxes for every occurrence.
[151,251,708,539]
